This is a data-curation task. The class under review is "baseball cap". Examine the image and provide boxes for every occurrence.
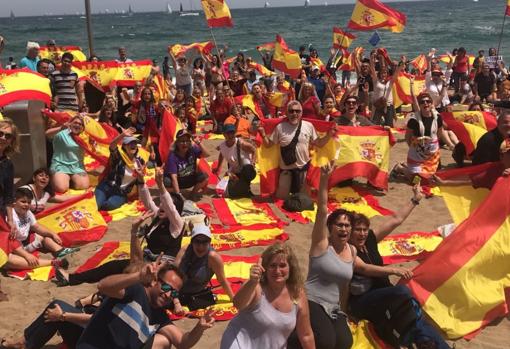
[223,123,236,133]
[191,224,212,239]
[176,129,192,139]
[122,136,139,145]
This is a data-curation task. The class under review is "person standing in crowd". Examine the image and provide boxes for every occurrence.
[213,124,257,198]
[474,64,497,102]
[451,47,470,93]
[424,55,452,111]
[116,47,133,63]
[472,111,510,165]
[221,242,315,349]
[258,100,335,199]
[298,82,321,119]
[36,59,52,78]
[49,52,84,112]
[19,41,40,72]
[172,56,193,97]
[369,54,400,127]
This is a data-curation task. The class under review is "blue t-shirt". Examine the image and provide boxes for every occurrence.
[166,145,202,180]
[77,283,171,349]
[20,56,40,72]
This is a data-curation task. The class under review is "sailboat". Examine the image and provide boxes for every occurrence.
[179,1,199,16]
[304,0,310,7]
[167,3,173,14]
[264,1,270,8]
[10,10,15,19]
[128,4,134,16]
[324,1,328,6]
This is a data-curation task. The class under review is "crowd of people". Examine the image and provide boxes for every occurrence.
[0,34,509,349]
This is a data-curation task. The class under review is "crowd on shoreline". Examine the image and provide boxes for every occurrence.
[0,36,509,349]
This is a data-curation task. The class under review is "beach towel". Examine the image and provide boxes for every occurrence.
[378,231,443,264]
[212,198,286,228]
[405,176,510,339]
[328,186,394,218]
[100,200,146,223]
[36,192,107,247]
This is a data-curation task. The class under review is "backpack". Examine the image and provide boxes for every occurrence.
[282,192,314,212]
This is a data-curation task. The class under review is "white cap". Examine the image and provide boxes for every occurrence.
[27,41,40,50]
[191,224,212,239]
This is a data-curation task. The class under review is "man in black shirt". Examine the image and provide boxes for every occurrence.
[472,112,510,165]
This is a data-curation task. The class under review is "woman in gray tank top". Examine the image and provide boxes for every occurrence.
[220,242,315,349]
[288,163,414,349]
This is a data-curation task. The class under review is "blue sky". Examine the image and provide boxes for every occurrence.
[1,0,426,17]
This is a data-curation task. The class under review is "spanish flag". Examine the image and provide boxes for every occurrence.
[256,42,275,52]
[392,71,427,108]
[37,192,108,247]
[328,186,394,219]
[212,198,286,228]
[507,0,510,16]
[248,61,274,77]
[378,231,443,264]
[339,47,364,71]
[267,91,287,108]
[410,54,428,74]
[307,122,395,190]
[234,94,264,119]
[441,111,497,155]
[39,45,87,63]
[348,0,407,33]
[406,176,510,339]
[0,69,51,107]
[114,60,153,88]
[272,35,302,79]
[158,109,183,164]
[332,27,357,49]
[168,41,215,58]
[201,0,234,27]
[310,56,326,72]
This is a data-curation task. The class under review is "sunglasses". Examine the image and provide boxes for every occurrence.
[62,59,72,64]
[345,100,358,105]
[288,109,302,114]
[160,280,180,298]
[192,238,211,245]
[420,99,432,105]
[332,222,351,228]
[0,131,13,140]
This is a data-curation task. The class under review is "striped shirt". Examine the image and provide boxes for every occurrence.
[50,70,79,111]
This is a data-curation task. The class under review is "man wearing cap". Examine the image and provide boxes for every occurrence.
[95,127,145,211]
[165,129,209,201]
[472,111,510,165]
[20,41,40,72]
[173,224,234,314]
[425,55,453,110]
[213,123,257,198]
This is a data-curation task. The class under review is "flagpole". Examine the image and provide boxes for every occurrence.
[84,0,95,57]
[208,27,228,83]
[497,11,507,56]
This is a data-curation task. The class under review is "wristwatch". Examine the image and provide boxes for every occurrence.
[411,198,420,206]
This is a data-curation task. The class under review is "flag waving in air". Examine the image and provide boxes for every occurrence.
[272,35,302,78]
[201,0,233,27]
[332,28,357,49]
[506,0,510,16]
[348,0,407,33]
[168,41,215,58]
[0,69,51,107]
[39,45,87,63]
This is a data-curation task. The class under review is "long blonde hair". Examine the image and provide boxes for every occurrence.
[0,118,20,156]
[260,242,304,300]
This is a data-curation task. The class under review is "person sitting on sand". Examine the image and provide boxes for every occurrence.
[210,88,234,134]
[172,224,234,314]
[20,168,70,214]
[164,129,209,201]
[220,242,315,349]
[224,104,252,140]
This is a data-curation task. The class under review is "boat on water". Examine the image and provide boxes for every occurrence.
[304,0,310,7]
[179,2,199,16]
[10,10,15,19]
[167,3,173,14]
[128,4,134,16]
[264,1,270,8]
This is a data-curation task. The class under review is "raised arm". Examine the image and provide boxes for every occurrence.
[369,52,378,83]
[155,167,184,238]
[109,127,136,151]
[310,163,334,257]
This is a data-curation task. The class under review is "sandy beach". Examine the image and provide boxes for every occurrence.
[0,122,508,349]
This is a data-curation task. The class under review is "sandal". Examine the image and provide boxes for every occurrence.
[54,268,69,287]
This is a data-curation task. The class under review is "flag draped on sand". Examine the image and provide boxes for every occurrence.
[0,69,51,107]
[168,41,215,58]
[392,72,426,108]
[327,186,394,217]
[37,192,108,247]
[39,45,87,63]
[333,27,357,49]
[441,111,497,155]
[201,0,234,27]
[211,198,286,228]
[348,0,407,33]
[272,35,302,78]
[406,176,510,339]
[7,252,56,281]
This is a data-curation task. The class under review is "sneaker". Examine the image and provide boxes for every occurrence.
[51,258,69,270]
[56,247,79,258]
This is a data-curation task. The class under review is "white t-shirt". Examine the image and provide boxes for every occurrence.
[218,139,253,174]
[271,120,318,170]
[175,65,192,86]
[13,209,37,242]
[371,80,393,105]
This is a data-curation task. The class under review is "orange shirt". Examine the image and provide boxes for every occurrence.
[224,115,251,139]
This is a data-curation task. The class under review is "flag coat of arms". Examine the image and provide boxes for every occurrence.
[348,0,407,33]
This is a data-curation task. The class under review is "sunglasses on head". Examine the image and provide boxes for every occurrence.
[160,280,179,298]
[0,131,13,140]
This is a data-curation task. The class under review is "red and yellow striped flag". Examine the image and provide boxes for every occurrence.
[339,47,364,71]
[114,60,153,88]
[410,54,428,74]
[332,27,357,49]
[256,42,275,52]
[37,192,108,247]
[234,94,264,119]
[248,61,274,77]
[441,111,497,155]
[158,109,183,163]
[39,45,87,63]
[201,0,233,27]
[0,69,51,107]
[272,35,302,78]
[168,41,215,58]
[507,0,510,16]
[406,176,510,339]
[392,71,427,108]
[348,0,407,33]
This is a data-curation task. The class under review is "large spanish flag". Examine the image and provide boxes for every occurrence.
[308,122,395,190]
[441,111,497,155]
[410,54,428,74]
[392,71,426,108]
[272,35,302,79]
[39,45,87,63]
[168,41,215,58]
[201,0,234,27]
[0,69,51,107]
[37,192,108,247]
[158,109,183,163]
[348,0,407,33]
[248,61,275,77]
[332,27,357,49]
[406,176,510,339]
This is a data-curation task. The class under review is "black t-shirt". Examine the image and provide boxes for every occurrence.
[358,73,374,92]
[474,73,496,96]
[335,114,374,127]
[354,230,392,291]
[472,128,504,165]
[77,284,171,349]
[407,115,443,137]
